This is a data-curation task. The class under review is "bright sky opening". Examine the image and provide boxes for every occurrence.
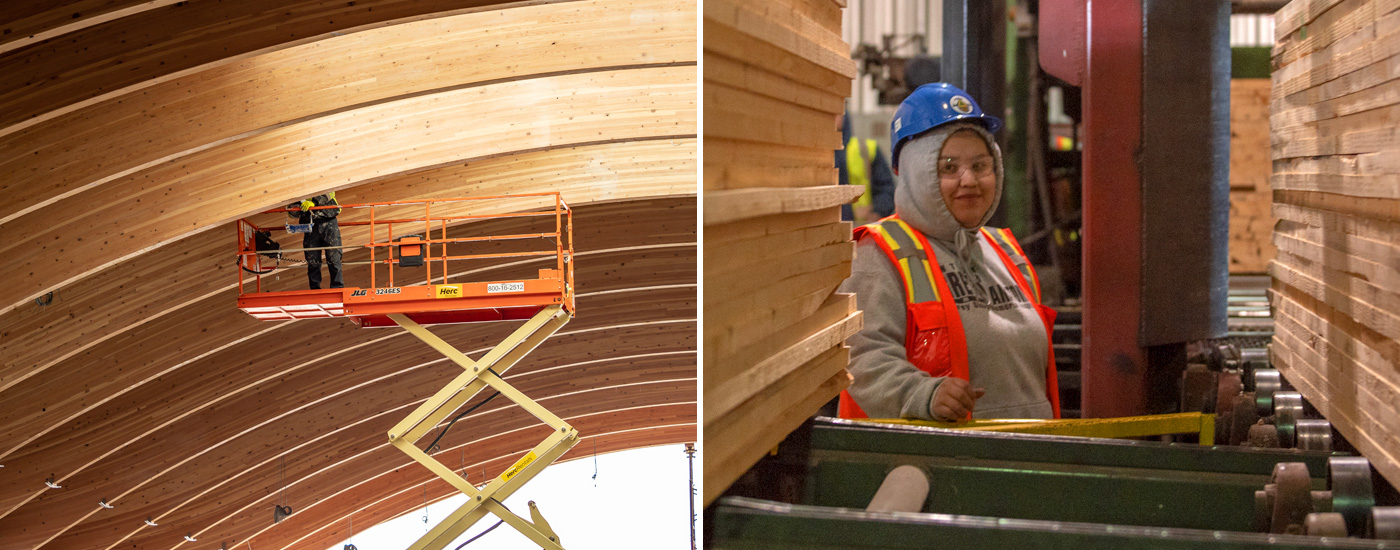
[328,444,698,550]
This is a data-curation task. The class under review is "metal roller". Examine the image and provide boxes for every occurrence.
[1294,419,1333,452]
[1371,507,1400,540]
[1273,391,1305,448]
[1180,363,1217,413]
[1229,393,1259,446]
[1254,369,1282,416]
[1270,462,1314,534]
[1247,422,1280,448]
[1311,491,1333,513]
[1240,346,1269,371]
[865,465,930,513]
[1254,488,1273,532]
[1215,371,1243,418]
[1327,456,1375,536]
[1304,512,1347,537]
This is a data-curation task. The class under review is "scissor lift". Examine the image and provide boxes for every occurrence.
[234,194,576,550]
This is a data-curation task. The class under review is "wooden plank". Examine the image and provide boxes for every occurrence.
[705,309,861,423]
[1274,189,1400,223]
[704,137,838,190]
[704,207,839,245]
[704,347,850,505]
[706,291,855,387]
[1275,0,1350,44]
[704,44,847,113]
[704,0,855,79]
[1230,79,1275,273]
[706,287,853,365]
[703,22,852,97]
[0,0,699,226]
[704,185,862,225]
[704,221,851,274]
[1271,252,1400,345]
[705,82,845,150]
[1272,10,1400,106]
[1272,0,1385,67]
[705,240,853,303]
[1270,318,1400,490]
[1269,170,1400,198]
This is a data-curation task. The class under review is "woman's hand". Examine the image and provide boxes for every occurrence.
[930,378,986,421]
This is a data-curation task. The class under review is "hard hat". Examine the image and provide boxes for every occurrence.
[890,83,1002,173]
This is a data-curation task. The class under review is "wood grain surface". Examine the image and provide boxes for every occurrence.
[1270,0,1400,490]
[701,0,858,506]
[0,0,697,547]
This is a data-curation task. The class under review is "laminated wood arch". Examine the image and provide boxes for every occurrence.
[0,0,696,547]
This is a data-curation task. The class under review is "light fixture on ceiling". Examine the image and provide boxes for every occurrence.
[184,534,197,542]
[99,499,114,509]
[45,478,62,489]
[145,517,159,527]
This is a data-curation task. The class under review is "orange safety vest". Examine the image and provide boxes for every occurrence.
[838,216,1061,419]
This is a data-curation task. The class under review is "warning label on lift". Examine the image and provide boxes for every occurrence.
[435,284,462,298]
[500,451,537,483]
[487,282,525,294]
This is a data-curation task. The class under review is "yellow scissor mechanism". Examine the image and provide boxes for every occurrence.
[233,194,580,549]
[388,305,574,550]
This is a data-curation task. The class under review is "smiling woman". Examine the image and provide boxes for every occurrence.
[0,1,696,549]
[837,83,1061,424]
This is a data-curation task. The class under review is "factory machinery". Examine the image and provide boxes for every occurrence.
[708,337,1400,548]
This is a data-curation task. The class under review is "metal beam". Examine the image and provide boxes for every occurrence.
[1081,0,1147,417]
[709,497,1396,549]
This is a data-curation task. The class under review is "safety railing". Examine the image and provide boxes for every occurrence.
[235,193,574,310]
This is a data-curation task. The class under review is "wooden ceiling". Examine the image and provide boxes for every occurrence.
[0,1,697,549]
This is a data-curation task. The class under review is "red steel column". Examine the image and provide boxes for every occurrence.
[1081,0,1146,417]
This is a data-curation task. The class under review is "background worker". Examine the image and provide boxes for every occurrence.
[837,112,896,225]
[837,83,1059,422]
[288,193,344,289]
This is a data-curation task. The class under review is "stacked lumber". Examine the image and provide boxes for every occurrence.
[1268,0,1400,490]
[702,0,862,505]
[1230,78,1277,273]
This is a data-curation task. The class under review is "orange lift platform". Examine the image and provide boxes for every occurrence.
[234,193,577,550]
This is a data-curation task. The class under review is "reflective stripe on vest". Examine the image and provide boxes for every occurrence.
[847,137,877,207]
[842,216,1060,419]
[981,227,1041,304]
[867,219,940,304]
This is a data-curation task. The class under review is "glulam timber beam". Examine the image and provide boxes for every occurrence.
[0,65,697,313]
[0,0,697,225]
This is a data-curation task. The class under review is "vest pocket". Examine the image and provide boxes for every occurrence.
[906,302,954,378]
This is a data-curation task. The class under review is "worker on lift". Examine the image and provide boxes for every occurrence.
[838,83,1059,422]
[288,193,344,289]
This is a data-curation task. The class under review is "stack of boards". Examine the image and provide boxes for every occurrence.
[702,0,863,504]
[1268,0,1400,491]
[1229,78,1276,274]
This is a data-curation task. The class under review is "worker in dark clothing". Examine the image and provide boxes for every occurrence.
[288,193,343,289]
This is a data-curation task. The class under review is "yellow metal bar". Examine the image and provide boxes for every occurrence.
[477,368,570,429]
[402,428,576,550]
[858,413,1217,442]
[386,305,577,550]
[388,306,568,443]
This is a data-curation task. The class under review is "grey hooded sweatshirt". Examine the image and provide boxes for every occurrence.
[839,123,1053,420]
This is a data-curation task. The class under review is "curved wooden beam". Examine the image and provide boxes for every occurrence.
[0,254,694,517]
[276,427,697,550]
[0,149,696,393]
[0,0,696,224]
[0,0,548,131]
[0,64,696,313]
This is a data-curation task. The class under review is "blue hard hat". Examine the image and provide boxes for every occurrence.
[890,83,1002,173]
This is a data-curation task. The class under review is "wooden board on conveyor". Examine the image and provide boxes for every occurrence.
[701,0,861,506]
[1269,0,1400,490]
